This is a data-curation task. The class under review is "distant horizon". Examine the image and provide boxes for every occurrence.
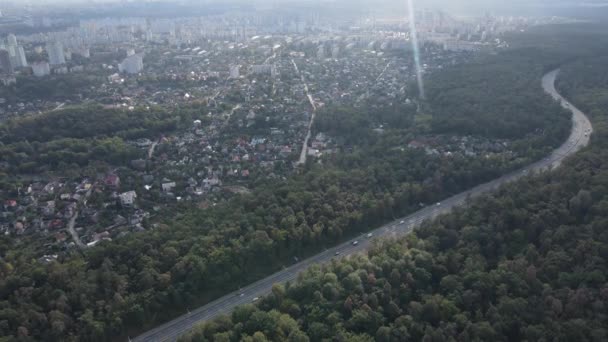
[2,0,608,18]
[4,0,608,9]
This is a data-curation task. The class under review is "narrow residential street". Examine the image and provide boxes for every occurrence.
[67,186,93,249]
[294,59,318,165]
[147,140,159,159]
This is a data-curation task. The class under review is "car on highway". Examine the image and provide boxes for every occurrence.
[334,251,341,256]
[352,241,359,246]
[252,297,259,302]
[400,220,405,224]
[436,202,441,206]
[367,233,373,238]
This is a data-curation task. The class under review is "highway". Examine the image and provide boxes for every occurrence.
[133,69,592,342]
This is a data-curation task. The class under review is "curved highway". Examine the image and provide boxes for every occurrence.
[133,69,592,342]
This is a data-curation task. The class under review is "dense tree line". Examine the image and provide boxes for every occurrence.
[180,33,608,342]
[0,26,593,341]
[425,49,567,141]
[557,56,608,116]
[0,137,138,174]
[0,105,192,144]
[314,104,417,146]
[0,105,207,185]
[314,50,570,150]
[0,74,101,104]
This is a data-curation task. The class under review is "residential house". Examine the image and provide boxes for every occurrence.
[104,174,121,189]
[161,181,176,192]
[119,191,137,207]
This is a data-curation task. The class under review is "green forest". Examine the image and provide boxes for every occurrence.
[0,23,606,342]
[0,104,206,189]
[0,74,102,104]
[179,26,608,342]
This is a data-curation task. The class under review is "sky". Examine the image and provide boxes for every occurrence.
[8,0,608,17]
[14,0,608,6]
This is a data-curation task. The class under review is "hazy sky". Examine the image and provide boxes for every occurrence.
[9,0,608,17]
[14,0,608,6]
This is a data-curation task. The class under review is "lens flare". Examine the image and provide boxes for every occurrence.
[407,0,425,100]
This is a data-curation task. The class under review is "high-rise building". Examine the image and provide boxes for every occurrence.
[118,54,144,74]
[81,48,91,58]
[73,47,90,58]
[32,61,51,77]
[4,34,26,69]
[47,42,66,65]
[0,49,13,74]
[14,46,27,68]
[229,65,240,79]
[0,75,16,86]
[12,46,22,67]
[6,34,17,46]
[331,45,340,59]
[249,64,277,77]
[317,45,325,59]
